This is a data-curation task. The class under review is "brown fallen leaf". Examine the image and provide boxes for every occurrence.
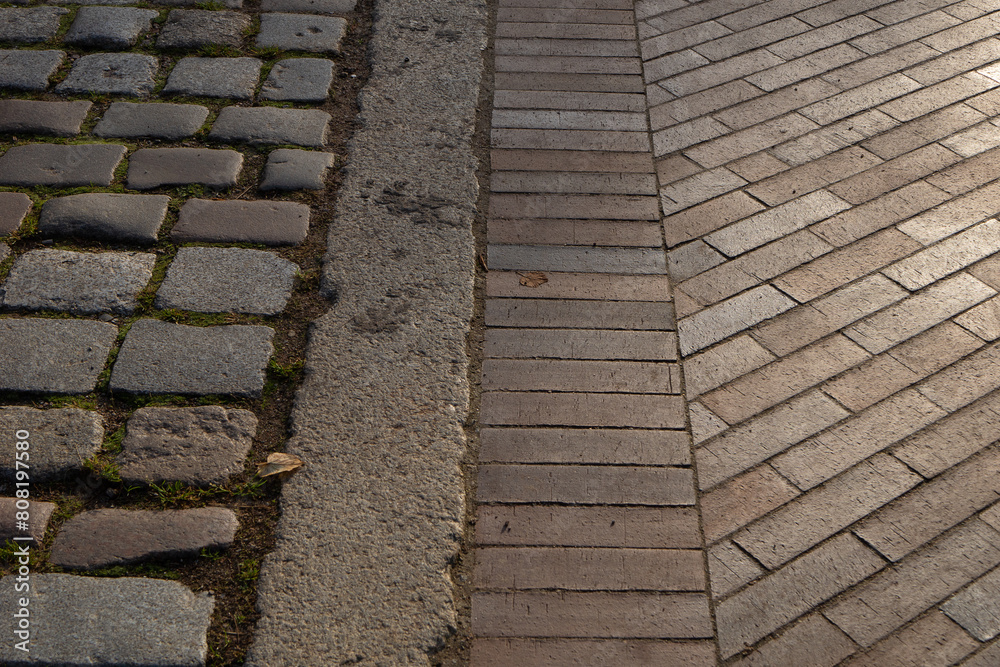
[256,452,304,480]
[518,271,548,288]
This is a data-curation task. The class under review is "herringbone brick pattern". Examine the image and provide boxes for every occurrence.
[643,0,1000,662]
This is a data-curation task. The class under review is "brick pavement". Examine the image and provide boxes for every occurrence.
[475,0,1000,664]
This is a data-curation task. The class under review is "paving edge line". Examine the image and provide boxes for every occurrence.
[245,0,487,663]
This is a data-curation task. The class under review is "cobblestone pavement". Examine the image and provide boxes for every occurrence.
[0,0,356,661]
[474,0,1000,664]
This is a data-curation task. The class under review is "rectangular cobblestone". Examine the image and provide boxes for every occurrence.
[488,219,663,247]
[492,128,650,152]
[684,114,820,169]
[771,111,900,165]
[707,541,764,599]
[887,320,985,375]
[486,299,675,330]
[701,465,800,542]
[752,275,908,356]
[768,16,882,59]
[899,181,1000,245]
[770,389,946,489]
[861,104,986,159]
[705,191,851,256]
[475,505,702,548]
[643,49,710,83]
[729,614,858,667]
[919,340,1000,411]
[855,446,1000,562]
[696,390,849,489]
[904,38,1000,84]
[849,11,962,54]
[844,272,996,353]
[652,117,730,155]
[692,17,810,62]
[478,464,694,505]
[812,180,950,246]
[683,335,776,398]
[827,143,963,204]
[734,453,922,569]
[774,229,923,302]
[479,427,689,465]
[486,271,670,303]
[484,329,677,360]
[821,42,939,89]
[878,73,998,121]
[475,547,705,591]
[746,147,884,207]
[699,335,870,424]
[802,74,923,124]
[713,80,841,131]
[482,359,680,394]
[824,518,1000,647]
[894,392,1000,477]
[821,353,922,411]
[490,194,659,220]
[843,611,979,667]
[491,149,654,173]
[937,125,1000,163]
[664,191,766,247]
[481,392,686,428]
[677,285,795,355]
[640,21,732,61]
[660,49,786,97]
[716,533,884,658]
[651,80,763,127]
[472,591,713,638]
[660,168,746,212]
[883,218,1000,289]
[750,44,866,92]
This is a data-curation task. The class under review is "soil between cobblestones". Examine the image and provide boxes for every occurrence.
[0,0,373,661]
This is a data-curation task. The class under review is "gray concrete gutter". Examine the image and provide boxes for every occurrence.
[245,0,487,663]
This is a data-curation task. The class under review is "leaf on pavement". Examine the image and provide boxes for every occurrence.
[518,271,548,288]
[257,452,304,480]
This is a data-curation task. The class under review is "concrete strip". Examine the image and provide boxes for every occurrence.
[245,0,485,662]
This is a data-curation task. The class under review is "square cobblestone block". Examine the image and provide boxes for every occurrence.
[171,198,309,245]
[256,13,347,53]
[209,106,329,146]
[0,49,64,91]
[0,318,116,393]
[155,247,298,315]
[2,249,155,315]
[162,57,261,100]
[261,0,356,13]
[0,498,55,544]
[65,7,158,49]
[259,57,334,102]
[110,319,274,397]
[259,148,333,190]
[0,143,125,187]
[51,507,238,569]
[40,193,168,243]
[93,102,208,140]
[0,7,68,43]
[0,192,31,236]
[0,407,103,481]
[55,53,158,96]
[126,147,243,190]
[0,574,214,666]
[157,10,251,49]
[119,406,257,486]
[0,100,91,137]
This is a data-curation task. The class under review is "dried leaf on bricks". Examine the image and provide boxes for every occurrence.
[256,452,304,480]
[518,271,548,288]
